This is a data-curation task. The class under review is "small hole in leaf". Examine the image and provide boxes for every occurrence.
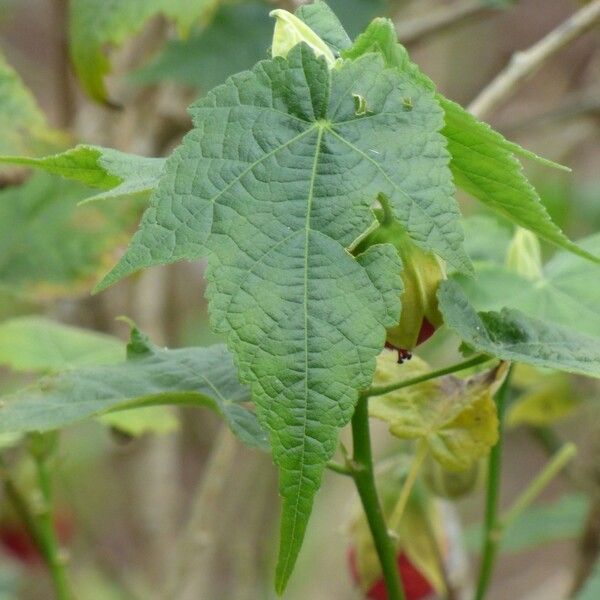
[353,93,369,116]
[403,97,413,111]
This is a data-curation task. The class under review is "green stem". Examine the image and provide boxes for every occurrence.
[363,354,491,399]
[351,395,405,600]
[474,365,512,600]
[32,450,71,600]
[388,442,428,531]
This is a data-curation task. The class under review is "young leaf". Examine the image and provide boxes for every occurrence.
[0,173,139,298]
[69,0,220,101]
[438,280,600,378]
[370,350,504,470]
[0,145,165,204]
[95,41,474,590]
[0,327,267,451]
[0,316,124,372]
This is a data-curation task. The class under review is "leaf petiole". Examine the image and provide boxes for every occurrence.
[362,354,492,398]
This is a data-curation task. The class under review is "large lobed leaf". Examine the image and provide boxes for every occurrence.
[304,9,597,264]
[69,0,220,101]
[0,326,267,450]
[94,35,479,589]
[439,280,600,378]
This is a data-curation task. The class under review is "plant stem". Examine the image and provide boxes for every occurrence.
[33,451,71,600]
[351,395,406,600]
[500,443,576,531]
[389,442,428,531]
[363,354,491,399]
[469,0,600,118]
[474,366,512,600]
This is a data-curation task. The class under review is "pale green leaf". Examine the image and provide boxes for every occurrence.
[0,327,267,450]
[467,493,588,554]
[99,406,179,436]
[0,173,139,298]
[0,316,124,372]
[370,350,504,470]
[69,0,220,100]
[0,145,165,204]
[0,53,62,155]
[454,231,600,338]
[438,280,600,378]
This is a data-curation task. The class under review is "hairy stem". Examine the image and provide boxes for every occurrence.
[469,0,600,118]
[363,354,491,399]
[474,366,512,600]
[351,395,405,600]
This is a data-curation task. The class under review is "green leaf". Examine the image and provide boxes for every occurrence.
[337,17,597,264]
[0,316,124,372]
[370,350,504,470]
[0,327,267,450]
[99,406,179,436]
[438,279,600,378]
[576,559,600,600]
[0,173,139,298]
[69,0,220,101]
[454,231,600,338]
[466,493,588,554]
[132,1,273,91]
[96,41,474,590]
[0,53,61,156]
[0,146,164,204]
[439,97,598,263]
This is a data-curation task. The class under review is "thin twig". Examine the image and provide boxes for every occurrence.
[395,0,503,45]
[469,0,600,118]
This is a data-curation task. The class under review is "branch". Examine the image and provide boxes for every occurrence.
[469,0,600,118]
[395,0,503,45]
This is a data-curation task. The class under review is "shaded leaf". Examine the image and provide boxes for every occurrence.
[0,327,267,450]
[370,350,504,470]
[466,493,588,554]
[69,0,220,100]
[0,173,139,298]
[0,316,124,372]
[0,53,61,156]
[0,146,165,204]
[438,280,600,378]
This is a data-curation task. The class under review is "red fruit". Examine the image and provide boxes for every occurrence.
[348,547,435,600]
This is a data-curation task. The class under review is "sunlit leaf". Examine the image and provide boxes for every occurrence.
[0,316,124,372]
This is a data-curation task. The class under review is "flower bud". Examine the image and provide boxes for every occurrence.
[506,227,543,281]
[423,455,484,499]
[356,210,445,355]
[270,9,336,67]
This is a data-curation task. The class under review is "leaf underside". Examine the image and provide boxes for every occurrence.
[97,39,477,590]
[439,280,600,378]
[0,328,267,450]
